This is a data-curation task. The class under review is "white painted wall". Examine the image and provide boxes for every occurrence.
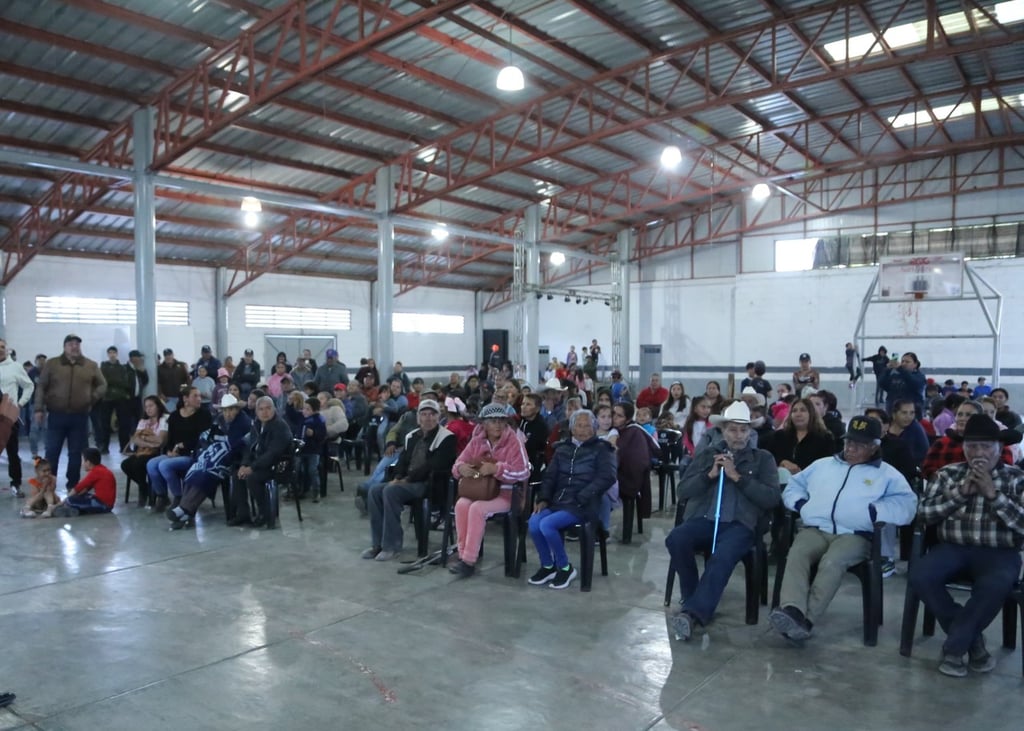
[3,258,478,382]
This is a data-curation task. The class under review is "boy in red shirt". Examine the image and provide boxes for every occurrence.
[53,448,116,516]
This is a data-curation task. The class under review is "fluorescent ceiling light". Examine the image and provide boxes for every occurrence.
[240,195,261,227]
[660,145,682,169]
[496,65,525,91]
[823,2,1024,62]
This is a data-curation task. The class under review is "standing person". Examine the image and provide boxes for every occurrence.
[126,349,149,425]
[565,345,578,368]
[313,348,348,391]
[487,344,503,371]
[26,354,48,459]
[0,338,34,496]
[863,346,890,406]
[192,345,222,380]
[880,352,927,417]
[34,335,106,489]
[232,349,261,399]
[792,353,820,396]
[844,343,862,388]
[157,349,190,412]
[97,347,134,454]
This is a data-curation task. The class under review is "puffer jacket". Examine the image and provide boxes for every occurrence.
[537,436,617,518]
[452,423,530,489]
[323,399,349,439]
[678,444,779,532]
[783,454,917,536]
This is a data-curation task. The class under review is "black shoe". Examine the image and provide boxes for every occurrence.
[769,606,813,641]
[169,515,192,531]
[165,507,181,522]
[227,516,252,527]
[565,527,581,542]
[448,560,475,578]
[264,520,277,530]
[528,566,558,585]
[549,564,578,590]
[312,494,320,503]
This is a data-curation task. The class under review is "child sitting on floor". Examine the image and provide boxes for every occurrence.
[51,448,117,517]
[21,458,59,518]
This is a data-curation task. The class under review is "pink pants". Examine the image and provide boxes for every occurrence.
[455,490,512,566]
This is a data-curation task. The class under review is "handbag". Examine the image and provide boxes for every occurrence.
[458,474,499,501]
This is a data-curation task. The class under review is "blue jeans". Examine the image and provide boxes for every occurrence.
[361,452,401,489]
[45,411,89,487]
[67,494,112,514]
[664,518,753,625]
[908,542,1022,655]
[164,397,179,413]
[296,454,319,495]
[147,455,194,497]
[528,508,580,569]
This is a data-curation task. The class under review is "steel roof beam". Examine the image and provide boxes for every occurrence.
[335,6,1022,216]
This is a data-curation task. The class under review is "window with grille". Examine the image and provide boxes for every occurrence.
[244,305,352,330]
[35,297,190,325]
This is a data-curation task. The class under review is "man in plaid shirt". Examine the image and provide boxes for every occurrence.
[921,400,1014,480]
[909,414,1024,678]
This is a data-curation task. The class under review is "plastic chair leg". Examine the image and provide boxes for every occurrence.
[664,563,676,607]
[621,499,634,544]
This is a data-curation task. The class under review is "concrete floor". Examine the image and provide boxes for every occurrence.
[1,448,1022,731]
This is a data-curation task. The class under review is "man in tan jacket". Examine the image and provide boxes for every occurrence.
[34,335,106,488]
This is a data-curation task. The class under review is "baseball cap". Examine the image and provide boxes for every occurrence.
[843,415,882,444]
[201,345,212,353]
[326,348,338,359]
[333,383,347,392]
[244,348,254,356]
[799,352,811,361]
[217,368,229,379]
[129,349,143,358]
[64,334,82,344]
[417,399,440,413]
[162,348,173,356]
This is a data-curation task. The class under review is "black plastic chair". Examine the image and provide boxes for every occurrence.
[771,511,885,646]
[898,518,1019,666]
[361,417,383,476]
[266,438,306,525]
[318,437,345,497]
[443,481,526,577]
[619,468,650,544]
[656,428,683,512]
[663,499,769,625]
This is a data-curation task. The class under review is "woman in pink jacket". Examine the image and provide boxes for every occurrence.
[449,403,531,578]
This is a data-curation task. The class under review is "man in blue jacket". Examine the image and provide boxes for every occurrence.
[770,415,917,642]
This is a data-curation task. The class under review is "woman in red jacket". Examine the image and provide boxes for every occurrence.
[449,403,531,578]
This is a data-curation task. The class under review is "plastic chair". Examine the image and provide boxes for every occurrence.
[663,499,769,625]
[771,511,885,646]
[619,468,650,544]
[898,518,1019,666]
[265,438,306,525]
[655,428,683,512]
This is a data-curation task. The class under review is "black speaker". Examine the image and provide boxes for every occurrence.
[482,329,509,365]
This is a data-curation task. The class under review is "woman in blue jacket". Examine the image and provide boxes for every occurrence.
[880,352,927,417]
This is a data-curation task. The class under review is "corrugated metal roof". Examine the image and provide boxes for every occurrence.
[0,0,1020,294]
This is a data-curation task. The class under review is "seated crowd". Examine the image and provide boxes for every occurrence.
[16,337,1024,677]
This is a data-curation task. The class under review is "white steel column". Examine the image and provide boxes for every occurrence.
[613,229,632,380]
[374,167,395,372]
[215,267,229,358]
[133,108,157,395]
[523,205,540,384]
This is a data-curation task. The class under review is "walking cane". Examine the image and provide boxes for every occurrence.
[711,453,728,554]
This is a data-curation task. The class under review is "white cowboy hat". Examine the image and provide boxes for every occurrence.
[709,401,751,426]
[543,377,566,391]
[219,393,240,409]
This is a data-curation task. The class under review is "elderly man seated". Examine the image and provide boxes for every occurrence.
[165,394,252,530]
[528,409,617,591]
[361,399,456,561]
[770,415,917,643]
[229,396,293,530]
[909,415,1024,677]
[665,401,779,640]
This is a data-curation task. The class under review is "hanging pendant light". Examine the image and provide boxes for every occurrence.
[496,22,525,91]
